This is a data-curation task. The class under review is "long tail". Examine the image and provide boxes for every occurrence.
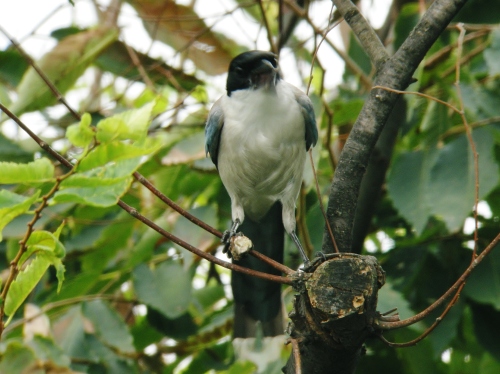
[232,202,285,338]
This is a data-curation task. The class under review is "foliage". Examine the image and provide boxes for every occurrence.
[0,0,499,373]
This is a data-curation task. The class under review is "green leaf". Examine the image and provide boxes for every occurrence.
[420,99,450,145]
[428,128,499,232]
[0,158,54,184]
[388,128,499,234]
[53,305,87,358]
[9,27,118,115]
[192,282,225,312]
[0,49,29,87]
[94,40,202,90]
[331,99,364,127]
[146,309,197,340]
[485,30,500,76]
[387,148,438,234]
[470,302,500,361]
[96,101,155,143]
[220,360,257,374]
[454,0,500,24]
[53,176,132,207]
[479,352,500,374]
[133,262,192,319]
[377,281,415,321]
[0,190,40,242]
[394,3,420,50]
[82,300,135,354]
[66,112,94,148]
[4,254,52,318]
[29,335,72,368]
[0,341,36,373]
[19,229,66,266]
[78,138,161,172]
[0,132,33,162]
[463,241,500,309]
[54,157,145,206]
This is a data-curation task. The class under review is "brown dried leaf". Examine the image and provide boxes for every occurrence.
[127,0,233,75]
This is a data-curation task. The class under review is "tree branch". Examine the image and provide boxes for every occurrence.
[333,0,389,68]
[322,0,469,254]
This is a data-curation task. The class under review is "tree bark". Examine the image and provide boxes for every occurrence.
[284,0,470,372]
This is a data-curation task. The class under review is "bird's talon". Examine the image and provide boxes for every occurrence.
[315,251,327,262]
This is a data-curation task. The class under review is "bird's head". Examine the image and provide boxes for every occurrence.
[226,50,281,96]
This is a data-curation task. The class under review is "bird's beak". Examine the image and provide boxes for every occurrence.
[251,59,279,90]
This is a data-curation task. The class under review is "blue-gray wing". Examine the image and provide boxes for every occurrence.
[292,86,318,150]
[205,98,225,168]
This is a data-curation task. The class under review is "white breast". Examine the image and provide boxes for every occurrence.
[217,81,307,222]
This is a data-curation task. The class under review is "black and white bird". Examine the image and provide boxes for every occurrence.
[205,50,318,337]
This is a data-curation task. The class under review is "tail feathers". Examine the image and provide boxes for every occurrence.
[232,202,285,338]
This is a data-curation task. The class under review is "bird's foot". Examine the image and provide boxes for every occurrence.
[221,219,252,259]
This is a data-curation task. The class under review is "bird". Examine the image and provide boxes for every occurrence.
[205,50,318,338]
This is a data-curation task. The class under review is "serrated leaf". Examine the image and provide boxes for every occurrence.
[0,190,40,242]
[78,138,161,172]
[4,254,52,318]
[54,260,65,293]
[65,158,140,183]
[82,300,135,353]
[19,229,66,266]
[54,156,147,206]
[53,176,132,207]
[96,101,155,143]
[66,112,94,148]
[0,158,54,184]
[133,262,192,319]
[9,27,118,115]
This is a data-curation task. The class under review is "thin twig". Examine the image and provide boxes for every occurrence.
[454,23,479,258]
[0,25,81,120]
[309,151,339,254]
[0,130,80,336]
[284,0,372,89]
[332,0,389,69]
[123,42,157,92]
[4,294,134,333]
[3,27,293,280]
[379,282,465,347]
[372,86,460,112]
[257,0,277,54]
[291,338,302,374]
[441,116,500,139]
[377,232,500,330]
[0,103,293,286]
